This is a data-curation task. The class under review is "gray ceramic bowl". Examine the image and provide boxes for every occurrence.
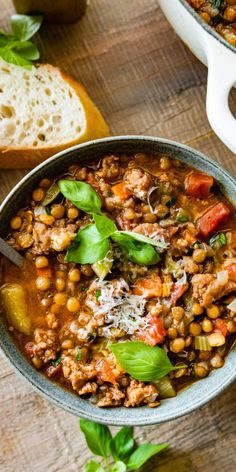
[0,136,236,426]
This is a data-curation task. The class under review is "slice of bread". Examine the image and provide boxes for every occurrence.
[0,60,109,169]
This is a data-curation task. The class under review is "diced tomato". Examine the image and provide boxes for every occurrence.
[198,202,230,238]
[137,314,166,346]
[170,283,188,305]
[185,172,213,199]
[226,263,236,281]
[112,182,130,200]
[96,359,117,385]
[214,319,228,337]
[133,274,162,298]
[36,267,52,278]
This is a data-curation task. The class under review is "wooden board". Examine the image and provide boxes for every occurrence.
[1,0,236,471]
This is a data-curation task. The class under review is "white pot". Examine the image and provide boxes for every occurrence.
[159,0,236,153]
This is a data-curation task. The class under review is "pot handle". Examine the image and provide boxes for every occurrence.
[206,34,236,153]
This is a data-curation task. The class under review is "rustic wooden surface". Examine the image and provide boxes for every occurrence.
[1,0,236,471]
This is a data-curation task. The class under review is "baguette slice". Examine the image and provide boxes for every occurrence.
[0,60,109,169]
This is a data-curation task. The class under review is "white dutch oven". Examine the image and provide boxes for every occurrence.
[159,0,236,153]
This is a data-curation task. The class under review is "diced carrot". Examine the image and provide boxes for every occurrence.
[112,182,130,200]
[133,274,162,298]
[198,202,230,238]
[36,267,52,278]
[185,172,213,199]
[214,319,228,337]
[137,314,166,346]
[170,283,188,305]
[183,229,198,245]
[96,359,117,385]
[226,263,236,281]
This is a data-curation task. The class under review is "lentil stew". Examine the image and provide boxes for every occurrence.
[187,0,236,47]
[1,153,236,408]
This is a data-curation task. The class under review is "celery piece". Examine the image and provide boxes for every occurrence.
[154,376,177,399]
[195,336,212,351]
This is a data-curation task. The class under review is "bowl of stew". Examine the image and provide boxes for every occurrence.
[158,0,236,153]
[0,136,236,426]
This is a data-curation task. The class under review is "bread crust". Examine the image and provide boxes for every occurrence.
[0,64,109,169]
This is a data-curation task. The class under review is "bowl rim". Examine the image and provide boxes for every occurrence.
[179,0,236,55]
[1,135,236,426]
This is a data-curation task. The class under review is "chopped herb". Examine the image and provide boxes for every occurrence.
[96,289,102,301]
[76,349,82,361]
[81,287,88,292]
[52,355,62,367]
[176,209,189,223]
[165,196,176,207]
[88,332,97,342]
[210,0,223,8]
[209,232,227,249]
[45,207,51,215]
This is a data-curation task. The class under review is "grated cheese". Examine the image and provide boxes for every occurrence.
[86,278,149,337]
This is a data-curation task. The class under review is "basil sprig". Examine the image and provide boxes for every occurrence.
[0,15,42,68]
[109,341,186,381]
[59,180,102,214]
[59,180,164,267]
[66,224,109,264]
[80,419,168,471]
[111,232,160,266]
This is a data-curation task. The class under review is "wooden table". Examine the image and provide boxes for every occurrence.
[1,1,236,471]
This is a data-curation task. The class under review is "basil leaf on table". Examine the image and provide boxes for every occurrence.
[65,224,109,264]
[126,443,169,470]
[84,459,105,472]
[111,462,127,472]
[80,419,112,458]
[109,341,184,381]
[93,213,117,239]
[11,14,43,41]
[118,230,167,249]
[110,427,134,462]
[59,180,102,214]
[14,41,40,60]
[111,232,160,266]
[0,47,31,68]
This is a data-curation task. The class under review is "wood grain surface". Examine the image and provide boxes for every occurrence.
[1,1,236,471]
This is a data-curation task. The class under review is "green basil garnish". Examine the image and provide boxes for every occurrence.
[117,230,167,249]
[65,224,109,264]
[59,180,102,214]
[109,341,185,381]
[93,213,117,239]
[111,232,160,266]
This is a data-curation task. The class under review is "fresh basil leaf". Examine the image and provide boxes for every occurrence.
[111,232,160,266]
[111,462,127,472]
[14,41,40,60]
[42,182,61,206]
[127,443,168,470]
[59,180,102,214]
[109,342,182,381]
[52,355,62,368]
[110,427,134,462]
[66,224,109,264]
[11,14,43,41]
[0,47,31,68]
[93,213,117,238]
[80,419,112,458]
[84,459,105,472]
[118,230,167,249]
